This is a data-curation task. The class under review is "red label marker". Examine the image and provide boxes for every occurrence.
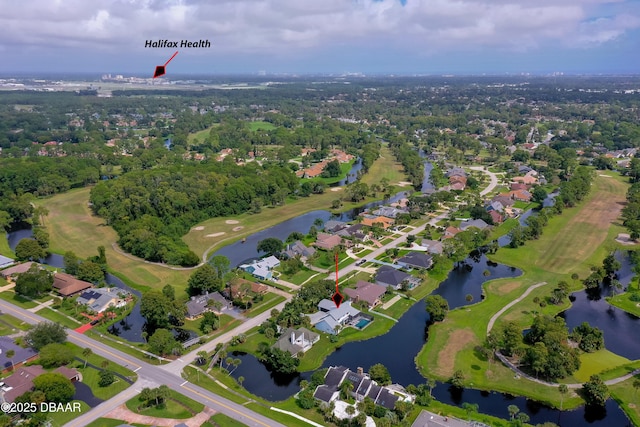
[331,252,343,308]
[153,51,179,78]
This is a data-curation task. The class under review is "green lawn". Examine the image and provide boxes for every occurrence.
[206,413,248,427]
[610,375,640,426]
[0,234,14,258]
[247,121,276,132]
[47,401,90,427]
[311,251,348,269]
[38,307,82,328]
[245,293,286,318]
[570,349,630,383]
[0,291,37,308]
[76,364,131,400]
[374,296,415,320]
[275,266,317,285]
[85,419,131,427]
[65,341,138,381]
[360,145,408,186]
[187,125,219,145]
[126,389,204,419]
[0,312,31,333]
[416,173,630,409]
[308,160,356,186]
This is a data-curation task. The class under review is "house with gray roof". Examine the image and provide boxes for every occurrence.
[324,220,348,233]
[308,300,360,335]
[76,287,130,313]
[375,265,420,290]
[0,337,38,373]
[283,241,316,259]
[397,252,433,270]
[0,255,14,270]
[272,327,320,357]
[372,206,406,219]
[421,239,443,255]
[459,219,489,231]
[239,255,280,280]
[185,292,230,320]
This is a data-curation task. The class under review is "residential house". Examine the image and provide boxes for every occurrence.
[372,206,406,219]
[489,210,504,224]
[459,219,489,231]
[491,195,515,209]
[336,224,369,242]
[225,278,268,300]
[283,241,316,259]
[314,233,346,251]
[54,366,80,382]
[324,220,348,233]
[360,215,394,229]
[446,167,466,178]
[396,252,433,270]
[308,300,361,335]
[443,226,461,239]
[313,366,412,410]
[505,189,532,202]
[185,292,230,320]
[0,255,14,270]
[421,239,444,255]
[239,256,280,280]
[375,265,420,290]
[0,337,38,373]
[272,327,320,357]
[52,273,92,297]
[487,200,505,213]
[76,287,130,313]
[1,365,45,403]
[510,182,529,191]
[512,172,538,185]
[343,281,387,309]
[0,262,35,280]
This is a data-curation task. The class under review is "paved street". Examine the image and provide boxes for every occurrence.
[0,300,287,427]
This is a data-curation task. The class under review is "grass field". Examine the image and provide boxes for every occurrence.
[610,375,640,426]
[187,125,219,145]
[416,173,630,409]
[48,401,90,426]
[37,188,193,293]
[0,291,37,308]
[0,234,14,258]
[126,389,204,419]
[0,313,31,334]
[206,413,248,427]
[246,121,276,132]
[570,349,630,382]
[360,145,408,187]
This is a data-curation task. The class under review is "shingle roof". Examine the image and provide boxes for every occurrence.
[397,252,433,269]
[459,219,489,231]
[52,273,92,296]
[0,337,37,371]
[375,265,411,287]
[0,262,34,278]
[343,281,386,306]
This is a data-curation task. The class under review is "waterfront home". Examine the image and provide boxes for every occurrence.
[314,233,347,251]
[185,292,230,320]
[272,327,320,357]
[239,256,280,280]
[52,273,92,297]
[225,277,268,300]
[76,287,130,313]
[283,241,316,259]
[375,265,420,290]
[421,239,443,255]
[360,215,394,229]
[324,220,348,233]
[396,252,433,270]
[459,219,489,231]
[308,300,361,335]
[443,226,461,239]
[343,281,387,309]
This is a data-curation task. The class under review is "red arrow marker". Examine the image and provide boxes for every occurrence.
[331,252,343,308]
[153,51,179,78]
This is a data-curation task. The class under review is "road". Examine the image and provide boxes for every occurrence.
[469,165,500,196]
[0,300,287,427]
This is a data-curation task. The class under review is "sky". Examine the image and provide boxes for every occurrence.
[1,0,639,75]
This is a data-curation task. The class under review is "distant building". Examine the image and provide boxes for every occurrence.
[225,278,268,300]
[421,239,444,255]
[272,327,320,357]
[1,365,45,403]
[314,233,346,251]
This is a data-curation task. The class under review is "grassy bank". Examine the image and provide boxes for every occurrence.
[416,173,630,409]
[360,145,408,187]
[0,234,14,258]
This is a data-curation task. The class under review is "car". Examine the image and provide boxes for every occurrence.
[90,319,100,325]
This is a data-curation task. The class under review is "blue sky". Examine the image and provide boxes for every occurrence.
[0,0,639,75]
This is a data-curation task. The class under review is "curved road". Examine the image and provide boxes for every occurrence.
[470,166,500,196]
[0,300,287,427]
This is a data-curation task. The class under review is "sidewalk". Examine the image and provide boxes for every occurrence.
[104,404,216,427]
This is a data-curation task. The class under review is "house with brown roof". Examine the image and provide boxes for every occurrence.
[314,233,346,251]
[53,366,80,382]
[489,210,504,224]
[512,173,538,185]
[361,216,394,229]
[0,262,35,280]
[52,273,92,297]
[510,182,529,191]
[444,226,461,239]
[225,278,268,300]
[505,189,532,202]
[344,281,386,308]
[1,365,46,403]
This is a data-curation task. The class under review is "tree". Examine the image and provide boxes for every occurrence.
[238,376,245,388]
[369,363,392,386]
[322,159,342,178]
[209,255,231,278]
[148,328,180,356]
[98,370,115,387]
[508,404,520,420]
[425,295,449,322]
[14,238,46,261]
[5,350,15,371]
[199,311,220,334]
[558,384,568,410]
[603,252,621,278]
[571,322,604,353]
[532,186,548,204]
[140,291,183,329]
[14,264,53,298]
[39,343,74,368]
[63,251,80,275]
[461,402,478,420]
[582,375,609,407]
[340,380,354,400]
[32,227,50,249]
[286,231,305,243]
[82,347,93,369]
[256,238,283,256]
[450,370,465,388]
[25,321,67,350]
[261,347,300,374]
[77,260,105,283]
[162,284,175,301]
[345,405,356,416]
[33,373,75,403]
[197,351,208,365]
[0,210,11,232]
[187,264,223,296]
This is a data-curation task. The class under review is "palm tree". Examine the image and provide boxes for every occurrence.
[340,380,354,400]
[141,331,148,343]
[196,351,208,366]
[238,376,245,387]
[82,348,92,369]
[5,350,15,371]
[228,358,241,375]
[156,385,170,406]
[218,350,228,369]
[225,357,233,371]
[101,360,109,369]
[558,384,568,410]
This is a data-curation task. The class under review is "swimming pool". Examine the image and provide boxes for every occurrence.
[355,318,371,329]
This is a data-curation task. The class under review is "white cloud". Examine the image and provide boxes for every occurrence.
[0,0,637,55]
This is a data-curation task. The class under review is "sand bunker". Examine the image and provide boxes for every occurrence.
[225,220,240,224]
[192,226,205,231]
[396,181,412,187]
[616,233,637,245]
[330,187,342,192]
[205,232,225,238]
[232,226,244,232]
